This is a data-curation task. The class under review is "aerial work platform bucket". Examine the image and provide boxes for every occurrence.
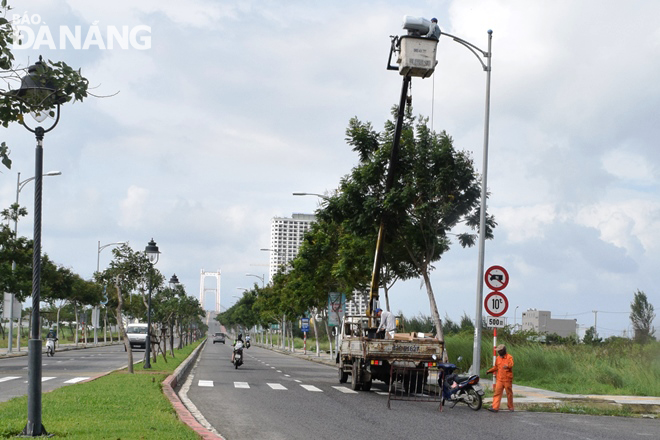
[396,35,438,78]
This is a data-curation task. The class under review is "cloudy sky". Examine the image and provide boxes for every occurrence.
[2,0,658,339]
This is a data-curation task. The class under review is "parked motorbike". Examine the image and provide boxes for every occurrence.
[438,360,484,410]
[233,348,244,369]
[46,338,57,357]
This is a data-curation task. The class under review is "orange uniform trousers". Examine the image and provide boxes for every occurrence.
[492,379,513,410]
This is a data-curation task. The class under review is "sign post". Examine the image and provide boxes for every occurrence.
[301,318,310,355]
[484,265,509,386]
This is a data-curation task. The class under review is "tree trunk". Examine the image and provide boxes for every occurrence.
[115,281,134,373]
[421,268,447,361]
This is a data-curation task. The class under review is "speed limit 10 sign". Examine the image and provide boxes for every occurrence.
[484,291,509,317]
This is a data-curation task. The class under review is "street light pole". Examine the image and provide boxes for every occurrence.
[245,273,265,288]
[12,55,65,437]
[439,30,493,376]
[144,239,160,369]
[96,241,126,345]
[7,170,61,354]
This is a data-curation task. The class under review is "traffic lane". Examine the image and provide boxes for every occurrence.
[188,345,660,440]
[0,344,133,403]
[188,344,483,440]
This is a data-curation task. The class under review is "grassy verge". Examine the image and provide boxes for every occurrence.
[0,340,202,439]
[444,333,660,397]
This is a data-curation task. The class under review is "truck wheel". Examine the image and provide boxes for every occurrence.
[350,364,360,391]
[338,367,348,384]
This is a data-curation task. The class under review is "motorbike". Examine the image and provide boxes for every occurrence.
[46,338,57,357]
[233,347,244,369]
[438,359,484,411]
[245,340,251,349]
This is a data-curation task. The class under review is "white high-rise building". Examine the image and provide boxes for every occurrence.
[267,213,316,280]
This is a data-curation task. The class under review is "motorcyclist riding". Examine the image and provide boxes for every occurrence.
[231,334,244,363]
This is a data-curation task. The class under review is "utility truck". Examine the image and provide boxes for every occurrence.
[337,315,444,392]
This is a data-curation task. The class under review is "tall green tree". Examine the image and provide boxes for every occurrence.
[325,108,496,341]
[630,290,656,344]
[96,244,155,373]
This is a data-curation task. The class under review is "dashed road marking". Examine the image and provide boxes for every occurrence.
[267,383,287,390]
[0,376,20,383]
[234,382,250,389]
[300,384,323,392]
[333,386,358,394]
[63,377,90,384]
[198,380,214,387]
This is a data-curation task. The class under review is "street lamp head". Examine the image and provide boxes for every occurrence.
[169,273,180,286]
[44,171,61,177]
[13,56,66,120]
[145,238,160,264]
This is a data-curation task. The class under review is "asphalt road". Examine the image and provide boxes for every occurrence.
[0,343,136,403]
[186,343,659,440]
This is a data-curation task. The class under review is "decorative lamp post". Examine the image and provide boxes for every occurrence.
[168,274,179,351]
[144,238,160,369]
[13,55,66,437]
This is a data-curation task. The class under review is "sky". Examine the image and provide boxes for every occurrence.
[1,0,659,339]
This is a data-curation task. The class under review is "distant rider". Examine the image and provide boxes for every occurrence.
[232,334,244,363]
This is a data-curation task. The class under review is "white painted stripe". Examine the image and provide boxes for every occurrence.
[294,379,302,383]
[63,377,89,384]
[300,384,323,392]
[0,376,20,383]
[270,366,275,369]
[267,383,287,390]
[284,374,290,377]
[332,386,358,394]
[234,382,250,389]
[376,391,389,395]
[198,380,214,387]
[41,377,56,382]
[276,370,282,373]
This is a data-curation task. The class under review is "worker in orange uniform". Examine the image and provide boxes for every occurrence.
[486,344,514,412]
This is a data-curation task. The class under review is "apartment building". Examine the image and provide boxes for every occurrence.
[267,213,316,280]
[521,309,578,338]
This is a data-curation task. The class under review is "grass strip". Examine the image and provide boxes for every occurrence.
[0,341,202,439]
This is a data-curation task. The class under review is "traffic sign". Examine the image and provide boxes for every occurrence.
[485,265,509,291]
[486,316,506,328]
[301,317,310,333]
[484,291,509,317]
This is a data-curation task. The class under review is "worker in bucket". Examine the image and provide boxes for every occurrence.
[375,308,396,339]
[426,17,441,40]
[486,344,514,412]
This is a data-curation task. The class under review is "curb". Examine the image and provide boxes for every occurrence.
[162,339,223,440]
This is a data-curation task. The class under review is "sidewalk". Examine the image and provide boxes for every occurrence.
[257,343,660,416]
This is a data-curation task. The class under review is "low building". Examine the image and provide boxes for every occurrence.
[520,309,577,338]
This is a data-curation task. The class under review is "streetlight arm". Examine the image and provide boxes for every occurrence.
[440,31,491,71]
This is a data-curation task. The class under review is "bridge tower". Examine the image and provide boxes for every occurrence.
[199,269,221,312]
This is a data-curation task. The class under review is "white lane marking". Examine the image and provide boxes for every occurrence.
[198,380,214,387]
[333,386,358,394]
[267,383,287,390]
[376,391,389,395]
[301,384,323,392]
[234,382,250,389]
[64,377,89,384]
[276,370,282,373]
[294,379,302,383]
[284,374,290,377]
[0,376,20,383]
[270,367,275,369]
[42,377,56,382]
